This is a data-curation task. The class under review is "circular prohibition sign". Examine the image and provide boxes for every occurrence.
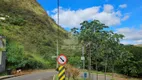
[57,54,67,65]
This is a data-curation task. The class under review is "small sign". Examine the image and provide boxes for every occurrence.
[84,72,87,78]
[57,54,67,65]
[52,56,57,59]
[81,56,85,60]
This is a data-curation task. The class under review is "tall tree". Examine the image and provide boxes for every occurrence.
[72,20,109,80]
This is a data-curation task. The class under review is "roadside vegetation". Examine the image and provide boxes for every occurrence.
[0,0,67,71]
[71,20,142,79]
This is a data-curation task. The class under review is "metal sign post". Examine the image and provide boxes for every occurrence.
[58,66,66,80]
[57,54,67,80]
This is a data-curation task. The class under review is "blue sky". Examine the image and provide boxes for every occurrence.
[37,0,142,45]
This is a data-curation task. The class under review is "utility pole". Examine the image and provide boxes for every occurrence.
[104,55,108,80]
[88,42,91,80]
[82,45,85,70]
[56,0,60,68]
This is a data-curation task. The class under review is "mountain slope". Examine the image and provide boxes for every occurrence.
[0,0,67,68]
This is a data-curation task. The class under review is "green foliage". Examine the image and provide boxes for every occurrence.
[0,0,67,69]
[68,56,82,68]
[71,20,140,78]
[115,45,142,77]
[6,41,50,69]
[24,53,50,69]
[6,16,26,26]
[61,33,82,68]
[0,71,7,76]
[6,41,26,69]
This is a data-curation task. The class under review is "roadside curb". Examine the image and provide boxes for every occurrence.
[53,75,55,80]
[0,75,15,80]
[0,74,26,80]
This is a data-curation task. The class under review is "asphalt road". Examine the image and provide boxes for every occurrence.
[4,71,57,80]
[4,71,111,80]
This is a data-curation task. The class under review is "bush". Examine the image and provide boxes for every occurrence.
[6,41,50,70]
[6,41,27,69]
[68,56,82,68]
[6,16,26,26]
[65,64,80,80]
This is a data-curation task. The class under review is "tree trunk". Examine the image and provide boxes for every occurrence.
[96,59,98,80]
[88,43,91,80]
[82,45,85,70]
[104,56,108,80]
[112,63,114,79]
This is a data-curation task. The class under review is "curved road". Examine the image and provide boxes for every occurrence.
[4,71,57,80]
[4,71,111,80]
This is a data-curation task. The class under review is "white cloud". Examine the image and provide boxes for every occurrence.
[49,4,129,28]
[119,4,127,8]
[121,15,129,21]
[104,4,114,13]
[51,6,100,28]
[116,26,142,44]
[135,40,142,44]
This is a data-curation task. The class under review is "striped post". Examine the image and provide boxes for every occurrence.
[58,65,65,80]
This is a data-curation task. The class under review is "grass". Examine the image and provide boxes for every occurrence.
[30,53,49,65]
[0,0,67,70]
[0,71,7,76]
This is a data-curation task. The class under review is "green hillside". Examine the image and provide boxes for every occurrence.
[0,0,67,69]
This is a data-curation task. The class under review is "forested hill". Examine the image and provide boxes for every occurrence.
[0,0,67,69]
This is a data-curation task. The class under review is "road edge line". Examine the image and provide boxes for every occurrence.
[53,75,55,80]
[0,75,15,80]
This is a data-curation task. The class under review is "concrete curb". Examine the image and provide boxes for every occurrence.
[0,75,15,80]
[0,74,26,80]
[53,75,55,80]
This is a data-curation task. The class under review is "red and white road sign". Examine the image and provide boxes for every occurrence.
[57,54,67,65]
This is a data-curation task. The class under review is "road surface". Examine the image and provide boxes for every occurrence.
[4,71,57,80]
[4,71,111,80]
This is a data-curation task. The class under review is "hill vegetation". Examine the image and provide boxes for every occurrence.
[0,0,67,69]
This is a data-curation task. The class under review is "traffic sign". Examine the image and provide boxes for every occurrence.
[57,54,67,65]
[84,72,87,78]
[81,56,85,60]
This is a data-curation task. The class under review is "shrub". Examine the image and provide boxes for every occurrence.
[6,16,26,26]
[6,41,50,70]
[6,41,26,69]
[65,64,80,80]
